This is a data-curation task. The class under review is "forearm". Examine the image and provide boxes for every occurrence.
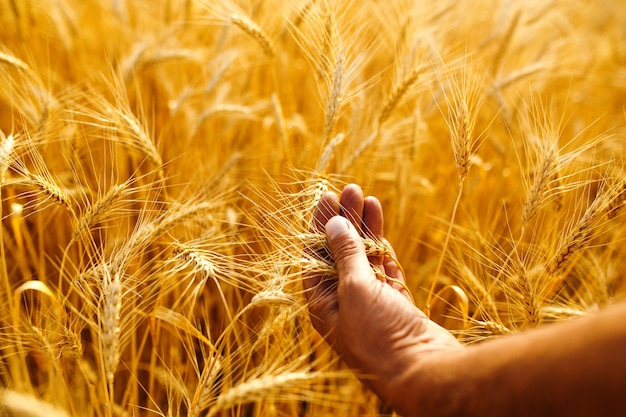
[390,302,626,417]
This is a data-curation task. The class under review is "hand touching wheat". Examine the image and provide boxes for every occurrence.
[303,184,463,411]
[303,184,626,417]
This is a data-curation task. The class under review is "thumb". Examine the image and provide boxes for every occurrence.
[325,216,373,286]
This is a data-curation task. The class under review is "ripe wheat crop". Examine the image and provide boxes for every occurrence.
[1,0,625,416]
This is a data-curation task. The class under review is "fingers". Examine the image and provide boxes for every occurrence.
[363,196,384,239]
[306,281,340,345]
[339,184,364,235]
[307,213,371,348]
[304,191,340,299]
[382,238,404,282]
[325,216,374,289]
[311,192,340,233]
[305,184,407,311]
[304,184,414,347]
[310,185,388,285]
[363,195,384,268]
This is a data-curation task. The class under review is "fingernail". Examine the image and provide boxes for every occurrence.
[326,216,350,240]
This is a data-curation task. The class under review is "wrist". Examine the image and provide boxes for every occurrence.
[383,339,469,417]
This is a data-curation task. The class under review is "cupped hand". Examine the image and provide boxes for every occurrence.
[303,184,463,408]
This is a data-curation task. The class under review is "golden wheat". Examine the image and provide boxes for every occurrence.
[26,171,72,211]
[73,183,128,240]
[0,132,15,185]
[1,388,70,417]
[100,266,122,399]
[230,14,276,58]
[1,0,625,416]
[378,66,422,128]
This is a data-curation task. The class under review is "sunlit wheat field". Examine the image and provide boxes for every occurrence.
[1,0,625,415]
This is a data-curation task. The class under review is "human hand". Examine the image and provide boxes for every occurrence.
[303,184,463,410]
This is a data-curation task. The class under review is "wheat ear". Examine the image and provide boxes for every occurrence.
[1,388,70,417]
[73,183,128,240]
[0,133,15,184]
[606,176,626,219]
[170,241,243,320]
[546,197,603,277]
[101,267,122,401]
[513,268,540,328]
[290,0,314,30]
[450,99,473,181]
[172,242,216,279]
[472,320,514,337]
[317,12,335,80]
[551,160,564,212]
[231,14,275,58]
[521,146,558,232]
[542,183,611,299]
[322,47,344,145]
[27,171,73,211]
[189,353,222,417]
[378,66,422,127]
[0,50,34,76]
[118,111,163,169]
[206,372,324,417]
[315,133,345,174]
[426,96,477,315]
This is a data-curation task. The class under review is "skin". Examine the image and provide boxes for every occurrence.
[303,183,626,417]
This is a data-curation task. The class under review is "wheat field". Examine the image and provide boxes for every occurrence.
[0,0,625,416]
